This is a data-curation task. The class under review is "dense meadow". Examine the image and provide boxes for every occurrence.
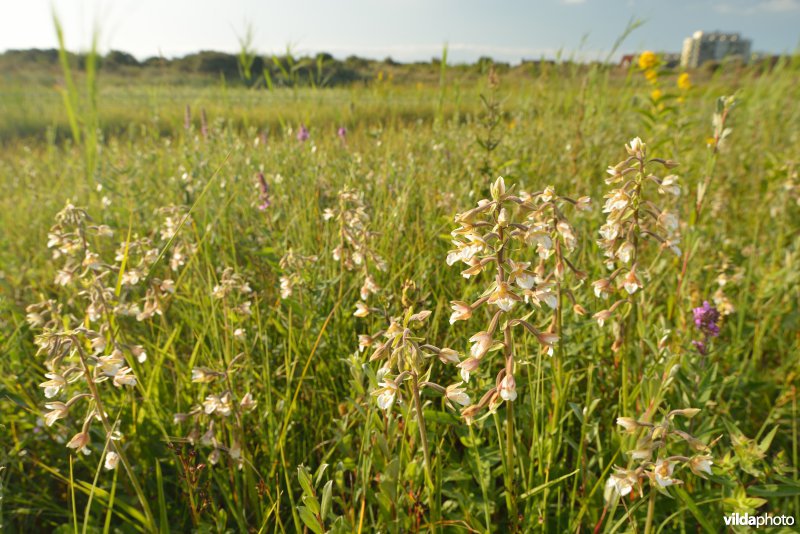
[0,54,799,533]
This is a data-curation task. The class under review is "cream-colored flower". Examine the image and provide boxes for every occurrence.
[445,383,471,406]
[360,275,380,300]
[507,259,535,289]
[626,137,645,158]
[593,278,613,299]
[623,268,643,294]
[437,348,461,365]
[44,402,69,426]
[616,417,641,433]
[203,393,232,416]
[657,211,679,233]
[599,223,620,241]
[593,309,613,327]
[373,379,398,410]
[658,175,680,196]
[457,357,481,383]
[539,186,556,203]
[531,286,558,309]
[488,281,517,312]
[240,392,257,411]
[604,469,636,502]
[603,190,630,214]
[39,373,66,399]
[491,176,506,199]
[654,459,679,487]
[191,367,219,383]
[104,451,119,470]
[279,276,293,299]
[575,196,592,211]
[617,242,634,263]
[630,448,652,461]
[468,331,493,359]
[449,301,472,324]
[353,302,369,318]
[689,455,713,477]
[112,367,137,388]
[499,375,517,401]
[66,431,90,451]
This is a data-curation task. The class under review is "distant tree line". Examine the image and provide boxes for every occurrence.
[0,48,377,87]
[0,48,793,88]
[0,48,573,88]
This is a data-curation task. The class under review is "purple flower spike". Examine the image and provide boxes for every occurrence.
[256,172,271,211]
[692,300,720,355]
[693,301,720,337]
[337,126,347,140]
[297,124,310,142]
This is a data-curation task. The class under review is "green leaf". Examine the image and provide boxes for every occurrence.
[758,425,779,454]
[520,470,579,500]
[748,484,800,498]
[303,493,320,516]
[320,480,333,519]
[298,466,314,497]
[674,486,716,534]
[298,506,323,534]
[568,402,584,424]
[314,463,329,487]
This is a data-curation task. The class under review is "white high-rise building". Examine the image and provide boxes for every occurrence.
[681,31,752,68]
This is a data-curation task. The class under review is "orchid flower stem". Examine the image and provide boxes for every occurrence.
[72,339,155,530]
[644,488,657,534]
[468,424,492,532]
[410,373,437,532]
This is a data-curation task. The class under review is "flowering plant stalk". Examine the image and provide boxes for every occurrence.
[592,138,681,411]
[174,267,257,469]
[603,409,716,534]
[675,96,736,313]
[448,176,590,527]
[365,292,470,531]
[323,188,385,309]
[29,203,158,527]
[278,249,318,300]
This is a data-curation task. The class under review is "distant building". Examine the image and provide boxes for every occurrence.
[681,31,752,68]
[619,54,635,69]
[660,53,681,68]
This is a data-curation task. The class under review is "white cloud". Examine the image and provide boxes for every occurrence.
[561,0,587,4]
[761,0,800,11]
[714,0,800,14]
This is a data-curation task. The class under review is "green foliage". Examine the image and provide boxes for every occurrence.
[0,43,798,534]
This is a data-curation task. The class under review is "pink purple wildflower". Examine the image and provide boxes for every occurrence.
[692,301,720,354]
[256,172,271,211]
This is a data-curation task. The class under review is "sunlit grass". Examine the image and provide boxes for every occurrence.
[0,52,798,533]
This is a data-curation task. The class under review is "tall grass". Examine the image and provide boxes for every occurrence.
[0,44,798,534]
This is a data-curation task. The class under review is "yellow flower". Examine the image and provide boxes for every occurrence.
[644,68,658,83]
[677,72,692,90]
[638,51,658,70]
[651,89,663,101]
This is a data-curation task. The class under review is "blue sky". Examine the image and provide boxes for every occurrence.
[1,0,798,63]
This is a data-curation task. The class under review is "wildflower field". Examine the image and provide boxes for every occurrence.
[1,51,799,533]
